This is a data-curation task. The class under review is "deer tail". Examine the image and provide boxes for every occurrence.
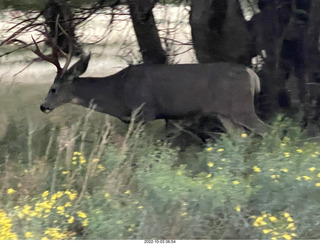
[246,67,261,95]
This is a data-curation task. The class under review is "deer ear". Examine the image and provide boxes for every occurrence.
[66,53,91,82]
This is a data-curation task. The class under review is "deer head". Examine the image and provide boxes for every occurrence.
[40,54,90,113]
[32,36,90,113]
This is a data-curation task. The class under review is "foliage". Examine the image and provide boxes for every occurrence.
[0,0,101,10]
[0,0,189,10]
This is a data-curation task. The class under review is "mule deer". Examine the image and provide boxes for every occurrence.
[34,45,269,135]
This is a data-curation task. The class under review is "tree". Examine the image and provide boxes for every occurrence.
[190,0,251,65]
[128,0,167,64]
[2,0,320,123]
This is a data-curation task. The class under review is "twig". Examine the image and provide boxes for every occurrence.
[171,122,203,143]
[50,150,61,194]
[121,104,145,152]
[75,115,111,205]
[45,127,56,161]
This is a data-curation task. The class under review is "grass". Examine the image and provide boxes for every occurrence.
[1,83,320,239]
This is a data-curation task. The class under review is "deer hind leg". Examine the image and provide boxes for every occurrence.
[217,114,245,135]
[234,112,271,136]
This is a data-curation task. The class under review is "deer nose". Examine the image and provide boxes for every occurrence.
[40,105,52,113]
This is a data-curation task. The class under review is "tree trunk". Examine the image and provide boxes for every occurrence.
[128,0,167,64]
[190,0,251,65]
[41,0,81,55]
[306,0,320,83]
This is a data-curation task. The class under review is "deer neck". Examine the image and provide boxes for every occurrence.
[69,76,130,120]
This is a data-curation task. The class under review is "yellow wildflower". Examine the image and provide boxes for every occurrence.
[281,168,288,173]
[42,191,49,198]
[72,161,77,165]
[73,151,81,156]
[65,202,72,208]
[68,216,74,224]
[7,188,16,194]
[93,158,100,163]
[181,212,188,216]
[217,148,224,152]
[269,216,278,222]
[0,209,18,240]
[62,171,69,175]
[68,193,77,201]
[104,193,110,198]
[22,205,31,215]
[315,183,320,187]
[291,233,297,237]
[25,232,33,238]
[206,173,212,178]
[309,167,316,172]
[206,184,213,190]
[271,237,277,240]
[207,162,214,167]
[44,227,71,240]
[287,223,295,228]
[296,176,301,181]
[97,164,105,170]
[284,152,290,157]
[296,149,303,153]
[282,234,292,240]
[138,205,143,209]
[317,173,320,178]
[233,181,240,185]
[235,205,241,212]
[124,190,131,194]
[253,166,261,173]
[283,212,291,218]
[262,229,272,234]
[128,227,134,232]
[253,217,267,226]
[206,147,213,152]
[303,176,311,181]
[241,133,247,138]
[77,211,87,218]
[287,217,294,222]
[82,219,88,227]
[57,206,65,215]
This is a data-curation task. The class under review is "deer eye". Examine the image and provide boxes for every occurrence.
[51,88,56,94]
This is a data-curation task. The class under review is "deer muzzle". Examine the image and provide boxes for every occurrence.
[40,104,53,113]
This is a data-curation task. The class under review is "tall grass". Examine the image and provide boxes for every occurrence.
[1,84,320,240]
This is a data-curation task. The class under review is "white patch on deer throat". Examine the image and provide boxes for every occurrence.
[71,97,81,104]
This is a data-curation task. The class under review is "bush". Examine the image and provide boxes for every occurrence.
[1,104,320,240]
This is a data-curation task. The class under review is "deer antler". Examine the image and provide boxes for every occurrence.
[59,32,74,76]
[31,35,62,75]
[31,12,76,77]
